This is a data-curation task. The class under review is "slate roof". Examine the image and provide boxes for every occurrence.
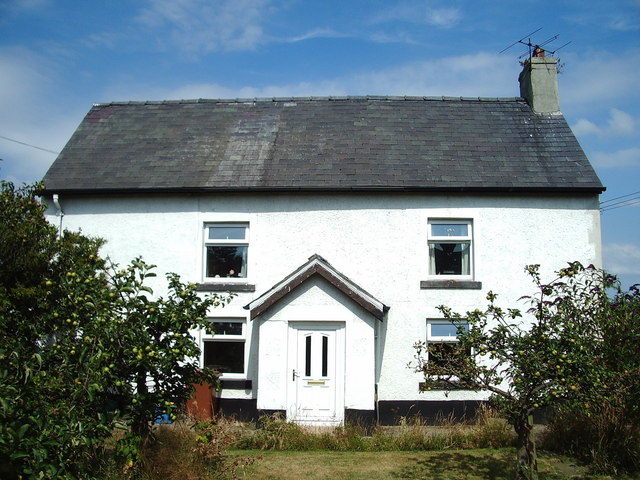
[42,96,604,194]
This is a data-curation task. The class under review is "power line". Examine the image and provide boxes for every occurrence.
[601,196,640,212]
[600,190,640,205]
[0,134,60,155]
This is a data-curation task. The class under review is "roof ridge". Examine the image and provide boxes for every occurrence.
[92,96,524,107]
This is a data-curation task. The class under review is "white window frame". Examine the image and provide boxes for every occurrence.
[427,219,473,279]
[203,223,249,282]
[426,319,469,366]
[427,320,468,342]
[202,318,247,379]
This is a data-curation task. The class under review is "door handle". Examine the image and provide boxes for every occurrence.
[292,369,297,381]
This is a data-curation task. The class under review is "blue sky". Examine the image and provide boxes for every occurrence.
[1,0,639,288]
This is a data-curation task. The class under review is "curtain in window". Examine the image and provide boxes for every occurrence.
[460,243,470,275]
[239,246,248,277]
[429,244,437,274]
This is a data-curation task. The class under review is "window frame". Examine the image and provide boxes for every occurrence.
[203,223,250,282]
[202,318,247,379]
[427,219,474,279]
[426,319,470,368]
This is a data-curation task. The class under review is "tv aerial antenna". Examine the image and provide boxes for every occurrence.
[500,28,571,63]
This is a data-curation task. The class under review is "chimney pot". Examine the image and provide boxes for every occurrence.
[533,45,545,57]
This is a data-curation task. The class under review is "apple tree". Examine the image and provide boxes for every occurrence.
[0,182,231,478]
[414,262,614,480]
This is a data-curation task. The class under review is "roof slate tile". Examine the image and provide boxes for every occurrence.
[42,96,603,193]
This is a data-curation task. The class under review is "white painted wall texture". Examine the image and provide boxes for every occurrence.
[45,192,602,410]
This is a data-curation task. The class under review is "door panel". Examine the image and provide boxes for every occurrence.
[287,323,344,425]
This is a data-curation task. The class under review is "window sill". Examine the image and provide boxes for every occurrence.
[197,283,256,292]
[419,381,466,391]
[420,280,482,290]
[220,379,252,390]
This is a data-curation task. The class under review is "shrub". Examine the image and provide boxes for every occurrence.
[0,182,233,478]
[236,408,516,453]
[100,418,255,480]
[236,413,317,450]
[541,399,640,475]
[467,404,517,449]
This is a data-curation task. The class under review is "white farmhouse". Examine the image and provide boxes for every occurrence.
[42,57,604,426]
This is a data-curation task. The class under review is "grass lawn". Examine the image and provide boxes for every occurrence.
[228,448,615,480]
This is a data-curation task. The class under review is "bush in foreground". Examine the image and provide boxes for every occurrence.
[0,182,231,478]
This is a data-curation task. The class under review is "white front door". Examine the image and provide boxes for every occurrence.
[287,323,345,425]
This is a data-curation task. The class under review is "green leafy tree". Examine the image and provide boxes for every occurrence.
[0,182,232,479]
[544,281,640,474]
[414,262,614,480]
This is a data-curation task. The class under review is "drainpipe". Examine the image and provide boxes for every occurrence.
[52,194,64,236]
[374,320,380,425]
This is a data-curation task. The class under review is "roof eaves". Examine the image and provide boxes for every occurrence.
[41,184,606,196]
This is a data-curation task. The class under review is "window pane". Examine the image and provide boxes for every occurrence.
[431,323,459,337]
[432,242,470,275]
[428,343,471,368]
[305,336,312,377]
[322,335,328,377]
[208,226,246,240]
[431,223,468,237]
[203,341,244,374]
[206,246,247,277]
[206,322,242,336]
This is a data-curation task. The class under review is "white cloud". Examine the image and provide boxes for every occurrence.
[136,0,272,54]
[347,52,517,97]
[1,0,50,11]
[368,31,421,45]
[0,47,46,123]
[591,147,640,168]
[115,51,518,101]
[608,15,640,31]
[572,108,636,137]
[108,79,348,102]
[572,118,600,136]
[287,28,349,43]
[604,243,640,276]
[426,7,460,28]
[607,108,636,134]
[561,49,640,111]
[83,31,126,49]
[369,2,460,28]
[0,47,85,184]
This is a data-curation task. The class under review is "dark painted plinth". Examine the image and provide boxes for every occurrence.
[376,400,483,425]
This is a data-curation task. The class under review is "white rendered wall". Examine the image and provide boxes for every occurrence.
[45,192,602,405]
[255,277,376,412]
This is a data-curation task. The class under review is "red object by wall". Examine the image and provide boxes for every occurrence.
[186,383,215,420]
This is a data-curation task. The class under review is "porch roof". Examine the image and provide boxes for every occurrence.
[244,254,389,320]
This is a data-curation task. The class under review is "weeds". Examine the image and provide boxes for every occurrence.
[235,406,516,452]
[541,400,640,476]
[101,416,255,480]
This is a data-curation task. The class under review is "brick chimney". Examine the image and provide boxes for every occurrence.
[518,54,560,114]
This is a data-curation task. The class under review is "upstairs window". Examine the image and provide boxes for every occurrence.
[204,224,248,279]
[428,220,473,277]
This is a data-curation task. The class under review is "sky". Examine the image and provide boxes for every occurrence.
[1,0,639,289]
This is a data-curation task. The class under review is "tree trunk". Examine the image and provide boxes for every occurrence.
[132,374,151,441]
[514,413,538,480]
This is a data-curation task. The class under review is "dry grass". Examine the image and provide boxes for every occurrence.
[229,449,613,480]
[236,405,516,452]
[99,408,622,479]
